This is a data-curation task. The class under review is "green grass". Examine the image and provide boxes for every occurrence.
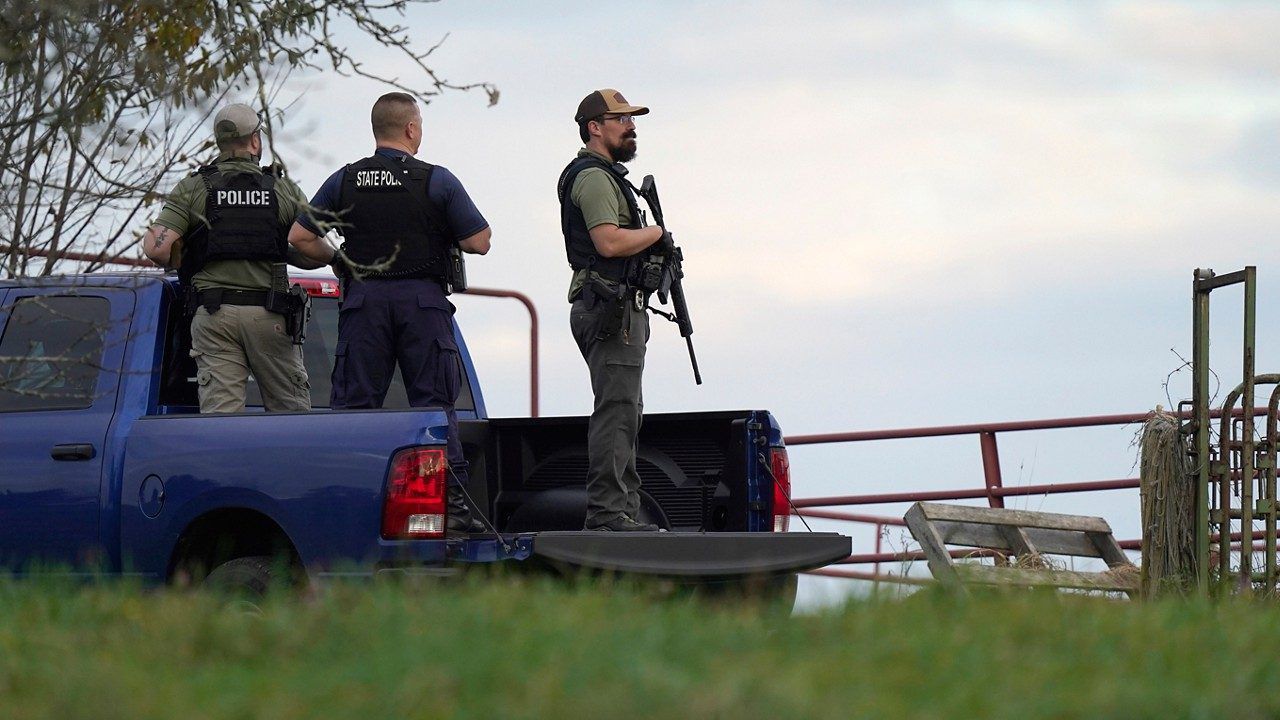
[0,576,1274,719]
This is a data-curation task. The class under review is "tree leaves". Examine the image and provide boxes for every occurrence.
[0,0,495,276]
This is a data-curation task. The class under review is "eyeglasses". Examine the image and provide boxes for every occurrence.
[602,114,634,126]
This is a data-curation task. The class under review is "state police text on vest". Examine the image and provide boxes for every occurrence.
[355,170,403,188]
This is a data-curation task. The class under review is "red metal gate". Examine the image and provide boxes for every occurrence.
[786,412,1155,584]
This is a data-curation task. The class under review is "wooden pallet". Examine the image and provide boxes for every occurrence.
[904,502,1138,596]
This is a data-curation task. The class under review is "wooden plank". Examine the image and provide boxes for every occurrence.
[1022,528,1107,558]
[956,564,1138,593]
[999,526,1036,557]
[904,503,964,591]
[917,502,1112,533]
[933,520,1010,550]
[1086,531,1134,568]
[926,522,1107,558]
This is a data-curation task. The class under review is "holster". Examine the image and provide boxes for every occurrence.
[445,245,467,295]
[269,285,311,345]
[194,287,224,315]
[264,286,292,316]
[582,278,626,341]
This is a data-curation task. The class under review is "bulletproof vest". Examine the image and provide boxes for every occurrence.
[557,155,643,283]
[337,154,450,279]
[179,165,287,284]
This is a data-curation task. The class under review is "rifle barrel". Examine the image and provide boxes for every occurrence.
[687,336,702,385]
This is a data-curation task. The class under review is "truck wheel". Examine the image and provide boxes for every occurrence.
[760,573,799,610]
[693,573,798,612]
[203,555,292,602]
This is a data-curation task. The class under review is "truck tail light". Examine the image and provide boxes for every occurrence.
[291,277,342,298]
[770,447,791,533]
[382,447,447,539]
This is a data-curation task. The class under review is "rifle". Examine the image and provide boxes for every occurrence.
[635,174,702,385]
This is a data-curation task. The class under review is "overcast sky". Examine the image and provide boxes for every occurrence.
[259,1,1280,604]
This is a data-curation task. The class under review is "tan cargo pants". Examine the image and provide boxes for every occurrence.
[189,304,311,413]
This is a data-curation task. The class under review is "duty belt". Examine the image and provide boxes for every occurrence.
[192,288,271,314]
[197,288,269,306]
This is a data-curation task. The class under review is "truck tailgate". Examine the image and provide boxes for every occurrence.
[528,531,849,578]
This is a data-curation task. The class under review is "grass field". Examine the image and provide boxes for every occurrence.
[0,575,1275,719]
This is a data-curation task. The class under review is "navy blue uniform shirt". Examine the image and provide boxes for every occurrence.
[297,147,488,239]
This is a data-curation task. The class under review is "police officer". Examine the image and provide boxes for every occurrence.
[557,89,669,532]
[288,92,491,534]
[143,103,313,414]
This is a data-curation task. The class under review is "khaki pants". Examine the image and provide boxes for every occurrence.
[190,305,311,413]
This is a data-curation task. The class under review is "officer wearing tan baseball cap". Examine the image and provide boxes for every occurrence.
[573,88,650,123]
[559,88,667,532]
[212,103,263,144]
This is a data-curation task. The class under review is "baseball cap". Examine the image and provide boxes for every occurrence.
[574,89,650,123]
[212,103,262,142]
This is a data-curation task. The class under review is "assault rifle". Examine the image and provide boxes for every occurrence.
[636,174,702,385]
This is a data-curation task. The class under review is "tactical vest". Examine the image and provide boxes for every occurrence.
[337,154,450,279]
[179,165,287,285]
[556,155,643,283]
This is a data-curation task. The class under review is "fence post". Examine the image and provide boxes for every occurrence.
[461,287,540,417]
[873,521,883,592]
[980,431,1005,508]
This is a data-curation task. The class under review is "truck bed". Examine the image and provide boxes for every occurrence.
[460,411,779,534]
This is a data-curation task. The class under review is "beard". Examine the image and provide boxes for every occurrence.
[609,135,638,163]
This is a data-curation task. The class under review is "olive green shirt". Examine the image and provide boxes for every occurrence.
[154,155,308,291]
[567,148,634,301]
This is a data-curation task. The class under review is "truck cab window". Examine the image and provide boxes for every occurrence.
[158,291,475,412]
[243,296,476,412]
[0,295,109,411]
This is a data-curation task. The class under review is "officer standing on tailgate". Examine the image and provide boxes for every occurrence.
[288,92,491,534]
[557,89,669,532]
[142,103,313,414]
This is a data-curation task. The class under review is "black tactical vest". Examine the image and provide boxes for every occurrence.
[179,165,287,284]
[556,155,643,283]
[337,154,450,279]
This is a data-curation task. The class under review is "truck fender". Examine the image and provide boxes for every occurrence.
[160,489,301,582]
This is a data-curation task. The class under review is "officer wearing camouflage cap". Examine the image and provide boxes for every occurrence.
[142,103,314,413]
[557,89,669,531]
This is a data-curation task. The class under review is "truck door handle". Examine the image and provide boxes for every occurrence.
[51,444,96,461]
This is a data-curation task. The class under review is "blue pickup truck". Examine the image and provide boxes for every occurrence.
[0,272,848,602]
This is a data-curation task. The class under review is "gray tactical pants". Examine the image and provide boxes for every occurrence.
[190,304,311,413]
[570,292,649,526]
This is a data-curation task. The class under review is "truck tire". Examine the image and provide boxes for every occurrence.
[759,573,799,610]
[694,573,799,612]
[203,555,290,601]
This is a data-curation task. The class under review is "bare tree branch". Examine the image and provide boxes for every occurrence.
[0,0,496,277]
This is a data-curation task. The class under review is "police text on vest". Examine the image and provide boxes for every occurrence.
[216,190,272,206]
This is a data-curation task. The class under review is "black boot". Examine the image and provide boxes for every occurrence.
[584,514,660,532]
[446,485,486,534]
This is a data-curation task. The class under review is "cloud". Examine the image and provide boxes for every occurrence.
[269,0,1280,411]
[577,3,1280,313]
